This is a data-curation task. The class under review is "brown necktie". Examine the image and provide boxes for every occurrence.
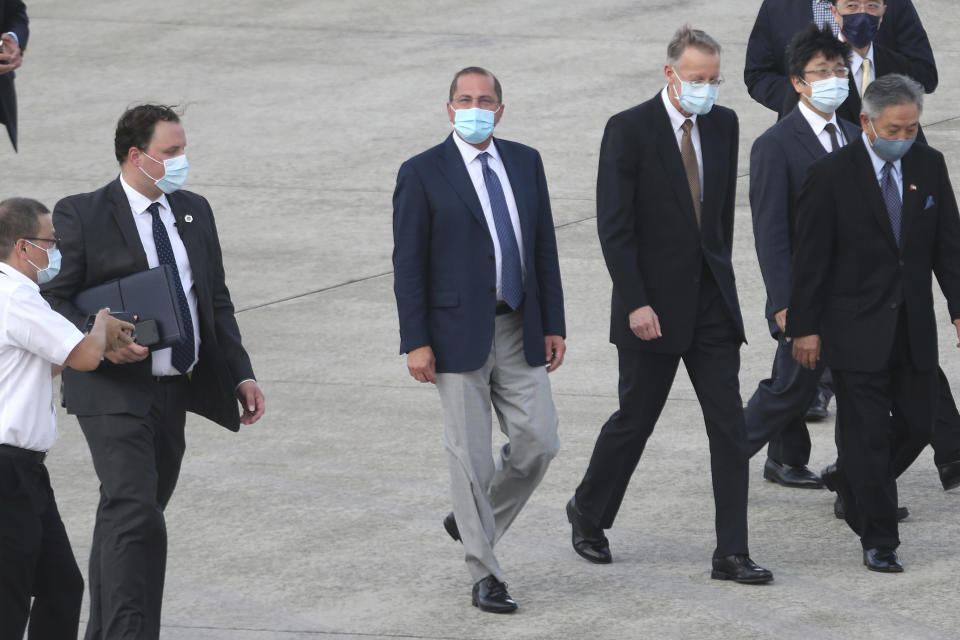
[680,119,701,228]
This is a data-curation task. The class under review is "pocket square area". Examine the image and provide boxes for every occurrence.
[924,195,935,210]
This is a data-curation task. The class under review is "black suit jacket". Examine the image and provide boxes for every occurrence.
[781,42,927,143]
[0,0,28,150]
[42,179,255,431]
[786,138,960,372]
[751,106,860,335]
[744,0,937,114]
[597,92,744,354]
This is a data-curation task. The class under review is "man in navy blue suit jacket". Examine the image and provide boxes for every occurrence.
[0,0,28,150]
[392,67,565,613]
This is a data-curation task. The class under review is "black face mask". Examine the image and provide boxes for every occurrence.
[842,12,881,49]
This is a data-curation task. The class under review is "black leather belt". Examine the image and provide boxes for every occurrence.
[153,374,188,384]
[495,301,516,315]
[0,443,46,464]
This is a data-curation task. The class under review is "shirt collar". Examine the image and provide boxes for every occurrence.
[845,41,875,73]
[119,174,171,216]
[451,130,502,167]
[660,85,697,132]
[797,100,841,137]
[861,131,901,177]
[0,261,39,291]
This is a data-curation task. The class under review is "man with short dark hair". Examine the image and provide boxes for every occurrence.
[393,66,566,613]
[743,24,859,489]
[43,104,266,638]
[744,0,936,119]
[0,197,131,639]
[788,74,960,572]
[566,26,772,584]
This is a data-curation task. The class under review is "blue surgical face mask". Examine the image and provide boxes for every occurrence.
[451,105,500,144]
[841,12,881,49]
[869,119,915,162]
[803,76,849,114]
[24,240,62,284]
[140,152,189,194]
[671,69,719,115]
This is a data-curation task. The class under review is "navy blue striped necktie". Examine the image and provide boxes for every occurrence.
[147,202,195,373]
[478,152,523,309]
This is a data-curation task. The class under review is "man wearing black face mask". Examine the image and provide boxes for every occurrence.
[788,74,960,572]
[744,0,936,119]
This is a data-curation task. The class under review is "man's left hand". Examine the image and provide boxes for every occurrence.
[953,318,960,347]
[237,380,265,425]
[0,34,23,75]
[545,335,565,373]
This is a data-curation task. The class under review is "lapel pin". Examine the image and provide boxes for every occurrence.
[184,214,193,223]
[908,184,917,191]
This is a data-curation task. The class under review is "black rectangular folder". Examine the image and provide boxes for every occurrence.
[73,265,185,351]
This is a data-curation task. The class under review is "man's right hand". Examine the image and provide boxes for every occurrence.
[407,345,437,384]
[99,311,135,354]
[629,305,662,341]
[775,308,788,334]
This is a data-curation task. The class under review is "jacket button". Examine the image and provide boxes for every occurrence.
[890,303,898,310]
[693,277,700,284]
[489,286,495,293]
[899,260,905,267]
[489,254,495,260]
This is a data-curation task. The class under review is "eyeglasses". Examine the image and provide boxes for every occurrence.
[672,67,724,87]
[452,96,500,109]
[802,66,850,80]
[837,1,884,14]
[23,237,59,250]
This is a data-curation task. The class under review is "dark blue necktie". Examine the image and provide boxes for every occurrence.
[881,162,902,246]
[147,202,195,373]
[478,152,523,309]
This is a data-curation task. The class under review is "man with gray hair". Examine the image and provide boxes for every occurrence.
[565,25,772,584]
[788,73,960,572]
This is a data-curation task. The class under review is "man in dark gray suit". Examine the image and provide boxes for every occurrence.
[744,25,860,487]
[0,0,27,150]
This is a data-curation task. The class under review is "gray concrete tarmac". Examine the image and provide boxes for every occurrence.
[6,1,960,638]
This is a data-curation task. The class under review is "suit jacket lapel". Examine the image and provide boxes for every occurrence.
[839,118,861,146]
[788,108,828,161]
[653,98,699,231]
[898,147,923,252]
[437,133,487,230]
[165,191,207,294]
[107,178,149,272]
[851,137,899,252]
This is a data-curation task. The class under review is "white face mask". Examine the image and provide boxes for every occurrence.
[24,240,62,284]
[139,152,189,194]
[802,76,849,114]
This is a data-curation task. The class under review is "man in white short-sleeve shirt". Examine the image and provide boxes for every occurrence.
[0,197,132,640]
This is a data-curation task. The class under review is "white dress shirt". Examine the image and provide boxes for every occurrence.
[0,262,84,452]
[119,175,201,376]
[451,132,526,302]
[798,100,848,152]
[661,86,704,196]
[862,131,903,195]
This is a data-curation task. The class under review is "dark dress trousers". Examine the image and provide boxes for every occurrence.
[393,134,565,372]
[744,0,937,115]
[787,137,960,549]
[574,93,751,558]
[42,178,255,639]
[0,0,28,150]
[745,107,861,466]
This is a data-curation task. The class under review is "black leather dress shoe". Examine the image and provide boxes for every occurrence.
[472,575,517,613]
[443,512,461,543]
[763,457,824,489]
[938,459,960,491]
[805,391,829,421]
[832,495,908,521]
[863,547,903,573]
[711,555,773,584]
[566,497,612,564]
